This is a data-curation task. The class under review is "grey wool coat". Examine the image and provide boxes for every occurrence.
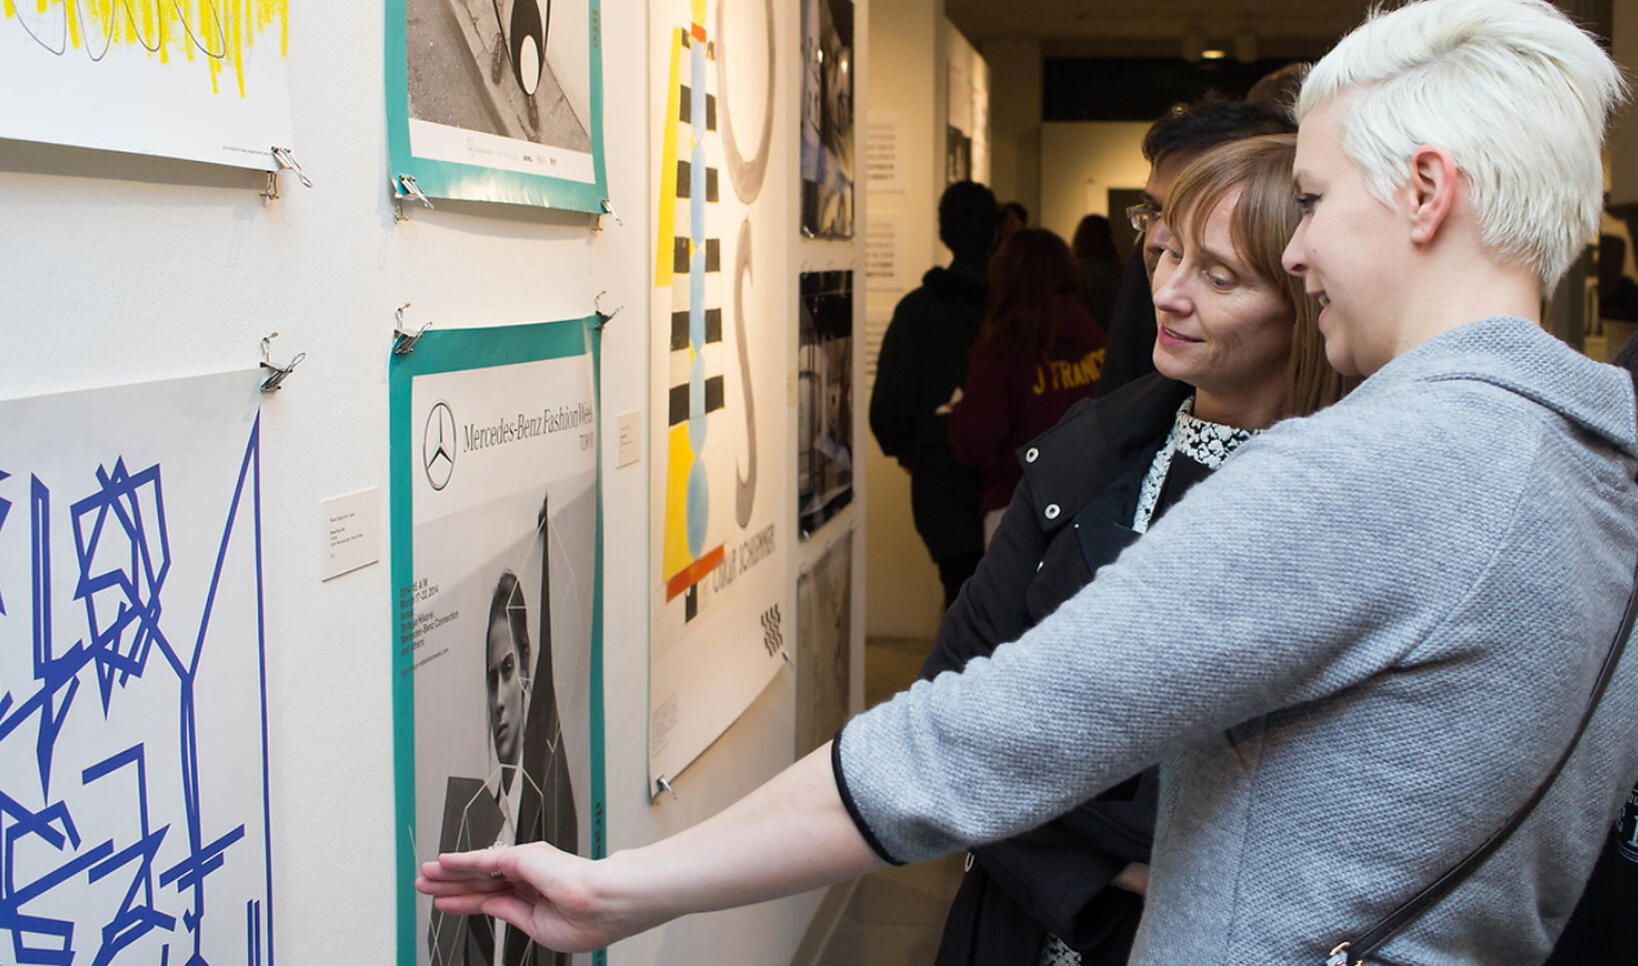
[835,316,1638,964]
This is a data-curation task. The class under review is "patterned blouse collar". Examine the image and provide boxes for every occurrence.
[1170,395,1258,468]
[1132,396,1261,533]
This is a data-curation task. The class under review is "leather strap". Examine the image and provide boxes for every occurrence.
[1335,366,1638,965]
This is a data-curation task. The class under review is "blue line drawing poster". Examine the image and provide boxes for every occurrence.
[0,371,275,966]
[390,319,605,966]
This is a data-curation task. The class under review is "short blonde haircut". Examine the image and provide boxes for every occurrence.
[1298,0,1627,287]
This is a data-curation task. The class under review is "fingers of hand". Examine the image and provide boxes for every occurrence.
[416,874,513,897]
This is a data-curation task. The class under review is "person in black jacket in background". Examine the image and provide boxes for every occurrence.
[869,180,999,606]
[920,136,1354,966]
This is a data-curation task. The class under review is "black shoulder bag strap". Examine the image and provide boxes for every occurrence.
[1327,367,1638,966]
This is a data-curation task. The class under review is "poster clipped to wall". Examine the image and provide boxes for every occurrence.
[799,0,853,238]
[0,1,293,169]
[795,531,853,758]
[390,319,604,966]
[0,372,276,964]
[798,270,853,538]
[649,0,788,786]
[386,0,608,211]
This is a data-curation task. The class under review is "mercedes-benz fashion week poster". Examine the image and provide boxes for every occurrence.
[0,371,275,965]
[390,319,605,966]
[386,0,608,211]
[649,0,790,788]
[0,1,294,169]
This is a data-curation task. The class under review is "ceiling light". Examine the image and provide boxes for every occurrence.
[1201,49,1227,60]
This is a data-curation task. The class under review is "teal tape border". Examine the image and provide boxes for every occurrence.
[390,317,607,966]
[383,1,609,213]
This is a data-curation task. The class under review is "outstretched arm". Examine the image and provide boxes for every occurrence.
[416,744,879,953]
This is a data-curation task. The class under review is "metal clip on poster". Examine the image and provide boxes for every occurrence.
[394,174,435,222]
[655,775,678,801]
[593,291,622,330]
[594,198,623,231]
[259,332,305,392]
[262,146,313,202]
[392,303,431,355]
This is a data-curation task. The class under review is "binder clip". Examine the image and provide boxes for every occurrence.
[394,174,435,222]
[263,146,313,202]
[593,291,622,330]
[259,333,305,392]
[392,304,431,355]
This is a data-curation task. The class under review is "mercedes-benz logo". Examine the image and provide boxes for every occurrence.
[423,401,456,491]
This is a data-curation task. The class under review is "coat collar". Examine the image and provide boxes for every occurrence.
[1017,373,1192,532]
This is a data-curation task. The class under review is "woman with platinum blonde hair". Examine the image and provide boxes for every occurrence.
[420,2,1638,962]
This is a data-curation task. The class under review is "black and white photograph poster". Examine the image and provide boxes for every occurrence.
[800,0,854,237]
[387,0,608,211]
[798,270,854,538]
[390,319,604,966]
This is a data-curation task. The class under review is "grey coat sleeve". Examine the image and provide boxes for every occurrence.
[834,416,1512,863]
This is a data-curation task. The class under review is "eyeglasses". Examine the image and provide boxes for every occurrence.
[1126,202,1161,234]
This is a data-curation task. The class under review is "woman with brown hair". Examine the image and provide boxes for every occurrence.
[922,132,1354,966]
[948,228,1106,547]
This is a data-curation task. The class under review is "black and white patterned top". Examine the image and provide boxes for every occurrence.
[1132,396,1260,533]
[1038,933,1081,966]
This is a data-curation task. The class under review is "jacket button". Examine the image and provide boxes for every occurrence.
[1044,503,1061,520]
[1025,446,1039,463]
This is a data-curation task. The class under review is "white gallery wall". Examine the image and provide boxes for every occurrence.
[0,1,867,964]
[862,0,949,640]
[1038,120,1152,251]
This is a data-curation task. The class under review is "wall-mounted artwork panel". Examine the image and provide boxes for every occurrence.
[648,0,789,788]
[0,371,276,965]
[798,270,853,538]
[387,0,608,211]
[389,319,605,966]
[799,0,853,238]
[0,1,294,169]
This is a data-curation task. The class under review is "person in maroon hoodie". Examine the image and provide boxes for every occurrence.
[948,229,1106,547]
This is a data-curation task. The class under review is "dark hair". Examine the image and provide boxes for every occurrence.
[489,570,531,673]
[1245,62,1311,122]
[977,228,1081,365]
[1141,96,1295,166]
[1002,201,1029,225]
[938,181,1000,262]
[1071,214,1117,262]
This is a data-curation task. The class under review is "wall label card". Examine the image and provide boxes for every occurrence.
[321,486,382,581]
[390,319,605,966]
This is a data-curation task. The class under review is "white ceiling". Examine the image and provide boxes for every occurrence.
[944,0,1375,57]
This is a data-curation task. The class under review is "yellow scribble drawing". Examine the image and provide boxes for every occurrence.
[3,0,289,97]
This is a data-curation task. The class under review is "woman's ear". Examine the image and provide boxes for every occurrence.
[1406,145,1459,245]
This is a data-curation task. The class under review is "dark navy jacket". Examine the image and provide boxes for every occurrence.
[920,372,1204,966]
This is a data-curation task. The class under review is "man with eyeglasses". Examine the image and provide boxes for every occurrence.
[1098,98,1295,394]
